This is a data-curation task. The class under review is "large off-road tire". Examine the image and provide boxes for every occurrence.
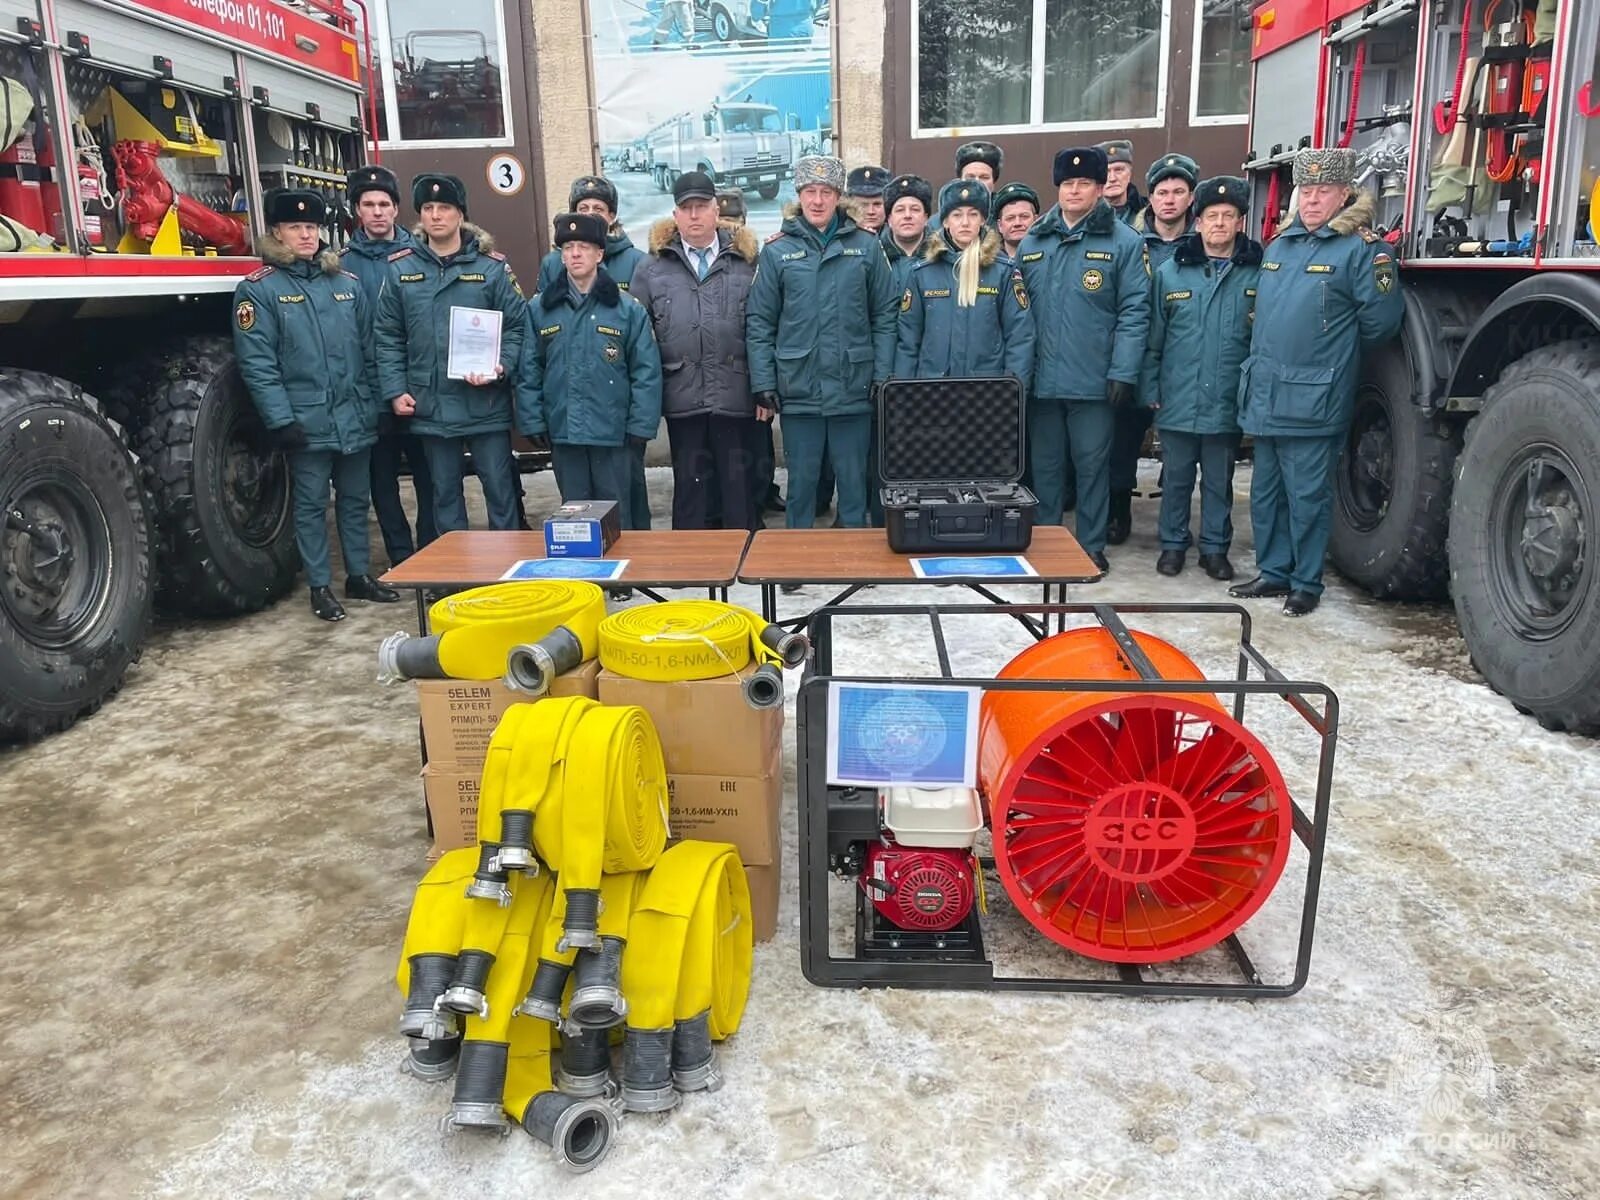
[131,336,297,615]
[1449,340,1600,734]
[0,371,154,741]
[1328,342,1460,599]
[757,181,780,200]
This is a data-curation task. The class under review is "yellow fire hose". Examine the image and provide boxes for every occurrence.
[376,581,607,694]
[446,870,552,1130]
[597,600,809,708]
[520,869,646,1029]
[396,847,480,1044]
[476,697,592,873]
[618,841,753,1110]
[503,1018,618,1172]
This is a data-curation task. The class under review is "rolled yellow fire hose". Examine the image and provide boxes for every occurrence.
[377,580,606,691]
[503,1017,618,1171]
[597,600,808,707]
[396,847,480,1040]
[618,841,753,1110]
[475,696,593,872]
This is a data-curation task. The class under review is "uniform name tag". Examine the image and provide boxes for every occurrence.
[539,324,562,336]
[977,286,999,296]
[841,247,863,256]
[1085,251,1113,262]
[923,288,951,298]
[1021,252,1044,262]
[399,272,425,282]
[596,325,623,337]
[459,273,486,282]
[277,294,305,303]
[1262,262,1282,271]
[333,292,355,301]
[1306,264,1335,274]
[1164,290,1192,301]
[781,250,807,261]
[1245,288,1257,297]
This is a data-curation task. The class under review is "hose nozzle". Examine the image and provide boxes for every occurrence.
[619,1027,680,1113]
[556,1026,615,1098]
[557,889,601,953]
[399,954,459,1038]
[758,622,810,669]
[505,625,585,696]
[742,662,784,709]
[376,631,446,684]
[522,1090,618,1173]
[401,1036,462,1083]
[567,937,627,1029]
[516,959,571,1024]
[670,1011,722,1093]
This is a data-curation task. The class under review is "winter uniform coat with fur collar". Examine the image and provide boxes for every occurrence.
[627,219,760,421]
[894,227,1035,383]
[1238,190,1404,439]
[373,223,526,439]
[232,236,377,454]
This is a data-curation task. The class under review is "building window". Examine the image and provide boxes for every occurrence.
[1192,0,1252,120]
[369,0,511,144]
[915,0,1168,134]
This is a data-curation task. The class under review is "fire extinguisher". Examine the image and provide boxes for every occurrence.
[0,125,48,233]
[1482,1,1535,183]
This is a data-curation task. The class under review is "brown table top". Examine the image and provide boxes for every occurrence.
[737,526,1100,585]
[380,529,752,589]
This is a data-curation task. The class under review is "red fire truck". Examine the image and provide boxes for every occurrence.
[1246,0,1600,732]
[0,0,372,738]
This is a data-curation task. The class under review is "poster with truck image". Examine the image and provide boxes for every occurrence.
[587,0,832,239]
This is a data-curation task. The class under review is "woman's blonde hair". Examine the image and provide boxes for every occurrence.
[955,231,982,307]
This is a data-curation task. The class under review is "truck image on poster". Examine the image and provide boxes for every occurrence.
[645,102,792,199]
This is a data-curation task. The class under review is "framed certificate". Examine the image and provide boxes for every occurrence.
[446,306,504,380]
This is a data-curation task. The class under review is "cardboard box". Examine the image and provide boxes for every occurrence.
[598,665,783,777]
[666,749,781,867]
[745,862,779,943]
[423,762,481,855]
[418,659,601,767]
[544,500,620,557]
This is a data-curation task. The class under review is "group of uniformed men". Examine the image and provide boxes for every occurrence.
[233,133,1402,622]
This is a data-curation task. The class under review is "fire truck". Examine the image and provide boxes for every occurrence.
[1246,0,1600,732]
[0,0,371,739]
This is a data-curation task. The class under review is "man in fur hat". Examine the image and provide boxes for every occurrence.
[746,154,898,530]
[630,170,764,531]
[375,172,526,534]
[516,213,662,526]
[234,188,398,621]
[956,140,1003,188]
[1229,147,1404,616]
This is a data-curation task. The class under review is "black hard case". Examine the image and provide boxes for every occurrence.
[877,376,1038,554]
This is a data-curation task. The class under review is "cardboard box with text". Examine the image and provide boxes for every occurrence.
[597,665,783,777]
[418,659,601,768]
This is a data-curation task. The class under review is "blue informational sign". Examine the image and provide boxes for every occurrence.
[826,682,980,788]
[499,558,630,582]
[909,555,1039,579]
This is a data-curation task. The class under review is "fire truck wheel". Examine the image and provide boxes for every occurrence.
[132,336,298,616]
[1328,342,1459,599]
[0,371,154,741]
[1450,340,1600,735]
[757,182,780,200]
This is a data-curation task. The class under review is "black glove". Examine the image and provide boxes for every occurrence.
[1106,379,1136,409]
[755,390,780,414]
[266,422,309,452]
[524,433,551,452]
[628,434,649,450]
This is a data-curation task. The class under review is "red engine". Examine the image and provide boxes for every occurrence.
[864,844,976,932]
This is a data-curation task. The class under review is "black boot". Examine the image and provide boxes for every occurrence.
[310,586,346,622]
[1229,575,1290,599]
[1156,549,1185,576]
[1283,590,1320,617]
[1106,490,1132,545]
[1199,553,1235,582]
[346,574,400,603]
[1088,550,1110,576]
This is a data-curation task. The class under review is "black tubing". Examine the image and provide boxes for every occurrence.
[497,810,536,865]
[519,958,571,1023]
[466,843,511,902]
[450,1039,510,1127]
[387,633,447,679]
[558,1026,613,1097]
[439,950,495,1014]
[505,626,585,695]
[742,663,784,709]
[757,622,809,668]
[522,1091,616,1173]
[671,1010,717,1092]
[561,889,602,949]
[620,1027,678,1113]
[400,953,457,1036]
[405,1035,462,1082]
[568,937,627,1029]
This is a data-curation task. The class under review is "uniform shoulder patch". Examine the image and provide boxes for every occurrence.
[234,299,256,330]
[487,250,507,261]
[245,265,273,282]
[387,248,413,262]
[1011,271,1029,311]
[1359,228,1381,243]
[901,287,912,313]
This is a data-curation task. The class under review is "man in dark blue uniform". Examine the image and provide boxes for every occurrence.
[1230,148,1405,615]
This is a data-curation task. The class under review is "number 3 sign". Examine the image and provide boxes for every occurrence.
[486,154,526,195]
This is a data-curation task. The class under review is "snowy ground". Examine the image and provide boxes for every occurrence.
[2,463,1596,1199]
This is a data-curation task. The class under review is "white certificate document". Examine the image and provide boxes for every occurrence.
[447,306,503,380]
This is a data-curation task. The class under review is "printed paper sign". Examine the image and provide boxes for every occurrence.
[500,558,629,582]
[910,555,1039,579]
[826,682,980,788]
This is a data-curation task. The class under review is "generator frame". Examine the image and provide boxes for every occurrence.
[795,600,1339,999]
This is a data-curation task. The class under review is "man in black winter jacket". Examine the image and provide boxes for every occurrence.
[629,171,766,531]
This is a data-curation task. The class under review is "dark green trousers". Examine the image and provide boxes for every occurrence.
[1028,399,1114,553]
[289,448,372,587]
